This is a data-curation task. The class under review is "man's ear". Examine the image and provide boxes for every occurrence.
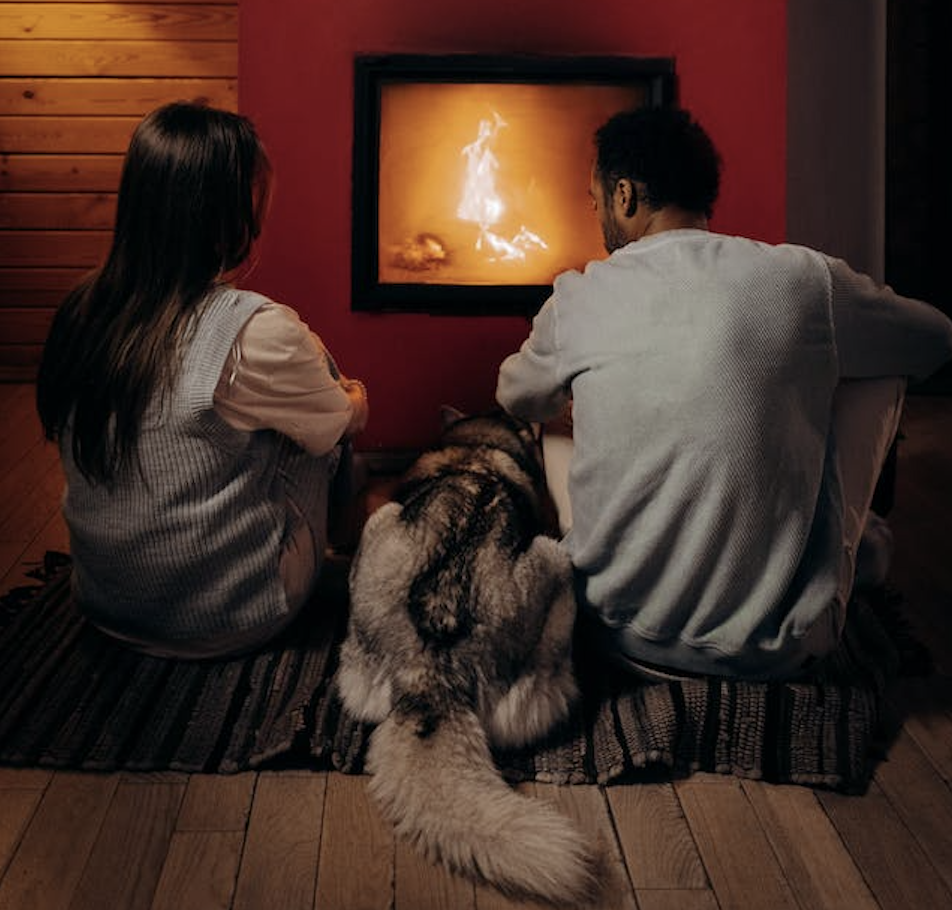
[614,178,637,218]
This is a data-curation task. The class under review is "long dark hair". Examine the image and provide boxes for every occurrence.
[37,102,271,484]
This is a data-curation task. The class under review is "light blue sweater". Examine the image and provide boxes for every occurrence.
[497,230,952,678]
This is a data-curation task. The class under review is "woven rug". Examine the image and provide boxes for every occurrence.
[0,552,922,792]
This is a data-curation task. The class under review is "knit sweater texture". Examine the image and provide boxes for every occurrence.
[497,230,952,678]
[63,286,296,648]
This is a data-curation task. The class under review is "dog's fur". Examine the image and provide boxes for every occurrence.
[336,410,599,905]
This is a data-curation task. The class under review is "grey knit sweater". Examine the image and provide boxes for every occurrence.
[62,286,293,650]
[497,230,952,678]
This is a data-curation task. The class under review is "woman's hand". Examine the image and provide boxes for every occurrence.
[340,376,369,436]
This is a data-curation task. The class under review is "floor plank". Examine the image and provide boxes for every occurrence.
[527,782,637,910]
[395,838,476,910]
[892,675,952,783]
[742,780,879,910]
[0,771,119,910]
[635,891,720,910]
[150,830,245,910]
[675,775,799,910]
[0,769,51,790]
[67,779,186,910]
[0,790,43,882]
[231,771,326,910]
[313,771,393,910]
[607,781,707,890]
[819,781,952,910]
[873,727,952,893]
[175,772,256,832]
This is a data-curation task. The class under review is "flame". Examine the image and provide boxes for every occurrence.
[456,111,548,262]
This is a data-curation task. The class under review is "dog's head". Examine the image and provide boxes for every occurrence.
[438,406,545,490]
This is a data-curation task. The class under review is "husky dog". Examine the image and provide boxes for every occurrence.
[336,409,599,905]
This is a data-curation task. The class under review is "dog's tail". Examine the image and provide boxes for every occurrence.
[366,707,600,906]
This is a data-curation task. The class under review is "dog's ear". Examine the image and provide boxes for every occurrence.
[439,405,467,430]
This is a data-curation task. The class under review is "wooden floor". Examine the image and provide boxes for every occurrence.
[0,382,950,910]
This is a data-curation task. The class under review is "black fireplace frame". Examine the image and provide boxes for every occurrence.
[351,53,676,316]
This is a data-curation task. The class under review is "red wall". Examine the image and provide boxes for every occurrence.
[239,0,788,451]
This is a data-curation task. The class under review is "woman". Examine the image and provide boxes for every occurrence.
[37,102,368,658]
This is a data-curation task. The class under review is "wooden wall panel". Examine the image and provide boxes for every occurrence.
[0,40,238,77]
[0,192,117,229]
[0,0,238,380]
[0,155,123,191]
[0,4,238,41]
[1,116,140,152]
[0,78,237,114]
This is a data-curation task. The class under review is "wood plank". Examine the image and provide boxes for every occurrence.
[0,380,38,443]
[606,782,707,890]
[636,892,720,910]
[0,791,43,879]
[313,772,393,910]
[175,772,256,832]
[675,776,799,910]
[0,771,119,910]
[5,0,229,4]
[0,268,85,291]
[0,192,116,229]
[0,40,238,77]
[0,423,56,502]
[0,230,109,267]
[873,727,952,893]
[0,538,27,579]
[0,348,41,381]
[0,288,67,308]
[893,675,952,782]
[0,309,54,345]
[0,508,70,594]
[0,390,44,476]
[232,771,326,910]
[470,782,637,910]
[742,781,879,910]
[119,771,191,785]
[0,77,236,115]
[0,115,139,153]
[68,780,186,910]
[524,783,638,910]
[395,838,475,910]
[0,154,123,192]
[0,4,237,41]
[0,379,33,415]
[149,830,244,910]
[0,436,62,542]
[0,768,52,790]
[819,780,952,910]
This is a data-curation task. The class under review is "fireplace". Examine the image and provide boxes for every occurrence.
[351,54,675,315]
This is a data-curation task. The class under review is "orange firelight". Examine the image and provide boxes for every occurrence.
[377,81,647,287]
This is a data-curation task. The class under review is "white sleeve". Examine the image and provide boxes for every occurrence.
[828,256,952,383]
[214,302,353,457]
[496,296,571,422]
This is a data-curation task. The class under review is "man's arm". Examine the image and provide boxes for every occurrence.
[829,257,952,383]
[496,298,571,422]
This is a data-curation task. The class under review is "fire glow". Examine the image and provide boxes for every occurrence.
[457,111,548,264]
[376,81,648,288]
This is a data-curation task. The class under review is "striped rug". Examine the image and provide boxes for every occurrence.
[0,552,916,792]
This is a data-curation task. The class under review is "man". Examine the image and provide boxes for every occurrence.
[496,107,952,680]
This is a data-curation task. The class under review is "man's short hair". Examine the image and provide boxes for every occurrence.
[594,107,721,218]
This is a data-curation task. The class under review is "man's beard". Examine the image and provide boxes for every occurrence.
[601,213,629,253]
